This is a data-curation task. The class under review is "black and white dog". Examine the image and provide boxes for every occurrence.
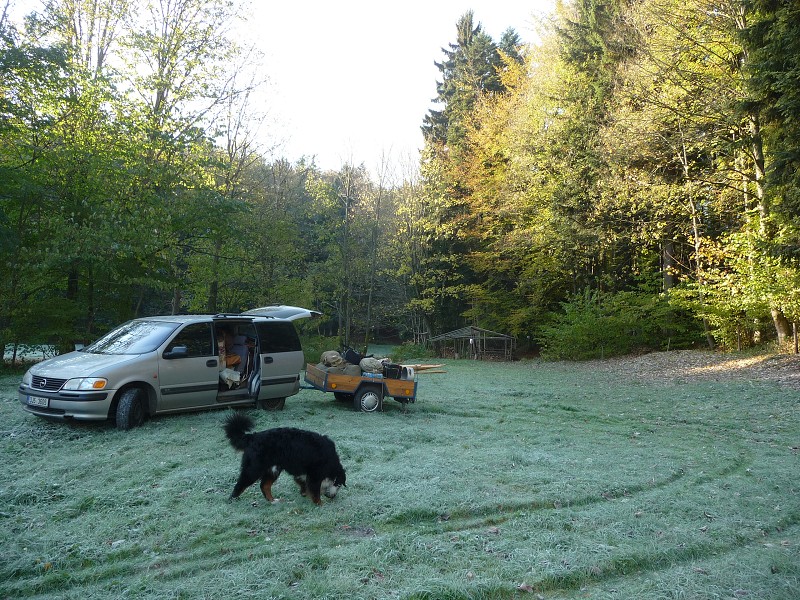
[223,412,346,505]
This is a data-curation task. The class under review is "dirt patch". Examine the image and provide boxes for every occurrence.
[573,350,800,390]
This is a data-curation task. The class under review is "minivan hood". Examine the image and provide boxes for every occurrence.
[29,351,144,379]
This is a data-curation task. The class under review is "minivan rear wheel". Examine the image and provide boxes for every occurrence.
[258,397,286,411]
[116,388,146,430]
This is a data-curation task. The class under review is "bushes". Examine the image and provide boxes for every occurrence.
[300,336,435,365]
[387,342,436,363]
[538,289,701,360]
[300,335,341,366]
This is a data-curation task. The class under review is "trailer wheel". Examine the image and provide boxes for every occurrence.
[354,386,382,412]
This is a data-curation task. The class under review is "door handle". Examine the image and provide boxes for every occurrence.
[263,356,274,364]
[207,359,217,367]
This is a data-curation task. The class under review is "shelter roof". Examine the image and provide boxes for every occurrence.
[428,326,514,342]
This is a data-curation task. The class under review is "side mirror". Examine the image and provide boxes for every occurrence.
[164,345,189,359]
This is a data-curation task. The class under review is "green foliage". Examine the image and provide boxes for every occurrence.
[421,11,517,149]
[539,288,700,360]
[4,0,800,361]
[299,335,341,366]
[387,342,436,363]
[671,224,800,349]
[412,0,800,353]
[742,0,800,205]
[414,13,529,336]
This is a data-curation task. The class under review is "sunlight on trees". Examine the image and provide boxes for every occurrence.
[1,0,798,358]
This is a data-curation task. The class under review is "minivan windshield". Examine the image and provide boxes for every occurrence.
[83,320,181,355]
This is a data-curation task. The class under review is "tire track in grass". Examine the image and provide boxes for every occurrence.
[11,493,792,600]
[399,511,800,600]
[379,450,750,531]
[488,510,800,597]
[2,524,305,598]
[390,445,772,598]
[371,411,756,543]
[4,497,387,598]
[4,445,755,599]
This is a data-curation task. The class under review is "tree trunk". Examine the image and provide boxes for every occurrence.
[662,237,676,291]
[171,286,181,315]
[86,264,95,338]
[771,308,792,346]
[748,112,790,342]
[207,239,221,313]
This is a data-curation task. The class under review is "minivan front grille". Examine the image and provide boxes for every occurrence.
[31,376,67,392]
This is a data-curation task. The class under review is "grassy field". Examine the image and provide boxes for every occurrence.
[1,352,798,599]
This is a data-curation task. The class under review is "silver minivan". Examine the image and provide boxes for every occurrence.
[18,306,319,429]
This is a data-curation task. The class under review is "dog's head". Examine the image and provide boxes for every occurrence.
[321,468,347,499]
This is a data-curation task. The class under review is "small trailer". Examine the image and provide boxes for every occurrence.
[304,363,418,412]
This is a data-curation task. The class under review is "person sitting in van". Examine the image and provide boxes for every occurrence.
[216,329,240,368]
[228,335,249,373]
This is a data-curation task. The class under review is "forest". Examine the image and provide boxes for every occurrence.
[1,0,799,360]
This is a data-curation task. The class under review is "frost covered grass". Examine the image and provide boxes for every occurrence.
[1,354,798,599]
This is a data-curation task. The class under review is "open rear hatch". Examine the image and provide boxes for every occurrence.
[242,305,322,321]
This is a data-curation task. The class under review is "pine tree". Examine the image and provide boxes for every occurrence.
[742,0,800,214]
[422,11,517,151]
[417,11,524,334]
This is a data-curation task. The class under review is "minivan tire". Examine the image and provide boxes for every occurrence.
[258,397,286,411]
[116,388,146,430]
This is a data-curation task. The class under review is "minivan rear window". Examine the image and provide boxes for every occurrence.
[256,321,301,353]
[83,320,181,355]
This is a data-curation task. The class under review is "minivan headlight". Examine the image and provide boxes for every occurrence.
[22,370,32,386]
[63,378,108,391]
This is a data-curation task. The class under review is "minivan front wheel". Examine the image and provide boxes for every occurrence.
[116,388,146,430]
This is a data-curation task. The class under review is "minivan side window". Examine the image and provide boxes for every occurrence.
[256,321,301,353]
[168,323,214,357]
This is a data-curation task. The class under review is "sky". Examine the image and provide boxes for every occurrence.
[244,1,557,174]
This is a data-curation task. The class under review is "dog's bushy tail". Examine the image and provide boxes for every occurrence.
[223,412,254,451]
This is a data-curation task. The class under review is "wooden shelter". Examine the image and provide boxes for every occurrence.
[428,326,516,360]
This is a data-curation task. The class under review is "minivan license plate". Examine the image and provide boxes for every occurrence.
[27,396,49,408]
